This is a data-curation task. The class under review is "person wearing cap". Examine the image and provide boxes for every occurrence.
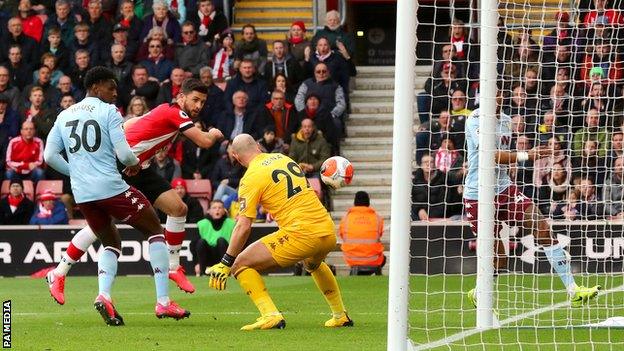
[104,23,138,62]
[287,21,311,68]
[0,177,34,224]
[158,178,204,223]
[339,191,385,273]
[188,0,229,44]
[175,21,210,78]
[29,189,68,225]
[583,0,623,27]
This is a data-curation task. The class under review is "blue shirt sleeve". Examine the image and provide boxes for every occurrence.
[43,122,70,176]
[107,106,139,167]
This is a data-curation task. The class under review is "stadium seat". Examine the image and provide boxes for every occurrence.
[308,177,323,199]
[1,179,35,201]
[35,180,63,198]
[185,179,212,214]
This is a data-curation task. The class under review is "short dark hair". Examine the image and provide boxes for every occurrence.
[84,66,116,90]
[181,78,208,95]
[131,64,148,75]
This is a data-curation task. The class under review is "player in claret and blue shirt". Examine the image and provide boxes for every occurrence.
[462,91,601,308]
[45,67,191,325]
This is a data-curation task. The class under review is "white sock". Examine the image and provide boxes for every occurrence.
[54,226,98,276]
[168,245,182,270]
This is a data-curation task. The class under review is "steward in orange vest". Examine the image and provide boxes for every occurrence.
[339,191,385,267]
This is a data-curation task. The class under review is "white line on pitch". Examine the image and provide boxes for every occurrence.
[14,311,385,316]
[410,284,624,351]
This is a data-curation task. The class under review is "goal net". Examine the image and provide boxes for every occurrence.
[389,0,624,349]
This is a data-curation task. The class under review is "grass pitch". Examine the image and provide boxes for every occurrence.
[2,274,624,350]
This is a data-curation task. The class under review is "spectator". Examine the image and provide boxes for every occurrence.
[197,66,225,128]
[218,90,265,141]
[33,53,63,88]
[188,0,229,45]
[415,111,463,164]
[0,66,21,111]
[118,64,160,108]
[339,191,385,272]
[5,121,44,183]
[69,50,92,93]
[0,17,38,68]
[21,87,55,141]
[447,18,475,63]
[115,0,143,50]
[262,90,296,144]
[555,178,605,220]
[287,21,311,68]
[102,23,138,63]
[233,24,268,75]
[105,43,132,85]
[580,82,613,115]
[136,26,176,62]
[85,0,112,46]
[175,21,210,77]
[583,0,623,27]
[608,132,624,167]
[572,139,608,188]
[57,75,84,103]
[433,137,463,174]
[157,67,185,105]
[264,40,303,89]
[533,137,572,186]
[223,59,268,113]
[295,62,346,130]
[572,108,609,157]
[6,45,33,91]
[23,64,61,109]
[257,125,286,154]
[271,72,296,103]
[124,96,149,121]
[140,38,174,82]
[43,0,77,46]
[541,44,574,93]
[537,110,567,145]
[540,84,572,122]
[192,199,234,275]
[58,92,75,110]
[580,41,623,87]
[17,0,43,43]
[512,134,535,197]
[449,89,471,130]
[158,178,204,223]
[305,36,354,104]
[148,146,181,183]
[68,22,101,67]
[0,178,34,224]
[542,11,577,53]
[604,156,624,218]
[288,118,331,177]
[0,94,19,157]
[211,141,244,202]
[293,93,338,153]
[432,43,465,79]
[421,63,467,121]
[537,162,571,216]
[181,121,218,179]
[311,10,355,57]
[411,154,459,220]
[140,0,182,44]
[29,189,69,224]
[210,31,235,87]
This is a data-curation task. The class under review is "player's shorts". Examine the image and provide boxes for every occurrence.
[463,185,533,236]
[260,229,337,267]
[79,186,152,233]
[118,164,171,204]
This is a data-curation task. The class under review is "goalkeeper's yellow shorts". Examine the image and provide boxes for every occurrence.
[260,227,336,268]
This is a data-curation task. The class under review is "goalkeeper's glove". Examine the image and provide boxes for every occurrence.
[206,253,235,291]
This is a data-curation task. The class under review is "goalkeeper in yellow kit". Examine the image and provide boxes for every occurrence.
[206,133,353,330]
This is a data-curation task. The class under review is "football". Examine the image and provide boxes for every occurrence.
[320,156,354,189]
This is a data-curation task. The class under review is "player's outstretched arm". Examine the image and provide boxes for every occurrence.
[495,146,550,165]
[109,112,140,168]
[44,124,70,176]
[206,215,253,291]
[182,126,224,149]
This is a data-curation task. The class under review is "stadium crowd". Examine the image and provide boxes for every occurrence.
[0,0,357,224]
[413,2,624,221]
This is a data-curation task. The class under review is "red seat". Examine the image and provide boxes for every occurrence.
[185,179,212,214]
[1,179,35,201]
[35,180,64,198]
[308,178,323,199]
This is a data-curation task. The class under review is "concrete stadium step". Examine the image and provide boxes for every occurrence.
[341,137,393,147]
[350,102,395,114]
[236,1,312,8]
[348,172,393,186]
[346,113,395,126]
[356,65,430,79]
[354,78,425,90]
[346,124,393,137]
[235,11,312,23]
[336,185,391,196]
[349,160,392,171]
[350,90,394,103]
[341,149,391,162]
